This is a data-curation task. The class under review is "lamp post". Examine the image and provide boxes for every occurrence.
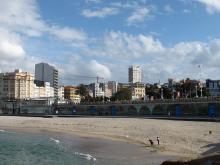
[195,85,198,98]
[161,87,163,100]
[199,65,203,97]
[172,87,174,100]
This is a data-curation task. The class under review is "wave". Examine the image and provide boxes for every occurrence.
[0,129,5,132]
[74,152,97,161]
[50,137,60,144]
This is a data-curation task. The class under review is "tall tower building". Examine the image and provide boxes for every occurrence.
[35,63,58,97]
[128,66,142,84]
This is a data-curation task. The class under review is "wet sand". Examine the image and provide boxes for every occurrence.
[0,116,219,163]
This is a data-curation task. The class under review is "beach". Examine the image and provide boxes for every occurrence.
[0,116,219,162]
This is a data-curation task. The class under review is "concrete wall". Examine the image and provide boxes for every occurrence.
[0,101,219,117]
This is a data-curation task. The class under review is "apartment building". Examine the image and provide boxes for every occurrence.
[0,69,34,100]
[64,86,81,103]
[128,65,142,84]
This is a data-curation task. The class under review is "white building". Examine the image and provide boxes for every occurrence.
[108,81,118,95]
[104,83,112,98]
[128,65,142,84]
[94,83,104,97]
[58,86,64,100]
[34,82,54,98]
[35,63,58,97]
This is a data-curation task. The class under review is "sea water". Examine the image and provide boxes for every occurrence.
[0,130,96,165]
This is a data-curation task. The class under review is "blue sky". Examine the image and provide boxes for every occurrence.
[0,0,220,85]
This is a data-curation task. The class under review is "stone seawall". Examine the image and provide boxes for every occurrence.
[0,101,219,117]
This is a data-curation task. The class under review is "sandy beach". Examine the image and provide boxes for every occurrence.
[0,116,219,160]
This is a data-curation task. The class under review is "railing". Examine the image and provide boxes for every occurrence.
[58,96,220,106]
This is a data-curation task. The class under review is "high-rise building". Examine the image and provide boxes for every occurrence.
[0,69,35,100]
[35,63,58,97]
[128,65,142,84]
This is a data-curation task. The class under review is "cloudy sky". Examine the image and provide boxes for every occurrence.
[0,0,220,85]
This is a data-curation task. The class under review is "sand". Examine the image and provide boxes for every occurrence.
[0,116,219,159]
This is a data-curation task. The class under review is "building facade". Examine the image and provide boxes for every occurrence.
[128,65,142,84]
[206,79,220,96]
[131,83,145,100]
[108,81,118,95]
[58,86,65,100]
[34,82,54,98]
[35,63,58,97]
[0,69,35,100]
[64,86,81,103]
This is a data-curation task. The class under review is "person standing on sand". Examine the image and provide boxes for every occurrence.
[149,139,154,146]
[157,137,160,145]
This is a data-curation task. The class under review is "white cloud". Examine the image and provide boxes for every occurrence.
[81,31,220,83]
[58,57,111,85]
[0,0,87,43]
[85,0,103,4]
[90,60,111,78]
[164,5,174,13]
[127,6,155,25]
[82,7,119,18]
[0,28,25,60]
[183,9,191,14]
[50,26,87,42]
[195,0,220,14]
[1,0,220,85]
[0,0,87,76]
[97,31,164,59]
[0,0,46,37]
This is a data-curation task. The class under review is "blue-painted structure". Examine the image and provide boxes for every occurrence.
[208,103,216,117]
[175,105,182,117]
[111,106,117,116]
[90,106,96,115]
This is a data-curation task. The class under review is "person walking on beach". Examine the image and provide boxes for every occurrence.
[157,137,160,145]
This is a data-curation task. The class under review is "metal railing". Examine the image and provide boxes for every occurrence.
[59,96,220,106]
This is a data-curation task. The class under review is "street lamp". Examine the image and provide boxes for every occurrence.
[200,83,203,97]
[195,85,198,98]
[172,87,175,100]
[198,65,203,97]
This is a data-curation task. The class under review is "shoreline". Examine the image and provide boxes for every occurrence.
[0,116,219,160]
[1,126,182,165]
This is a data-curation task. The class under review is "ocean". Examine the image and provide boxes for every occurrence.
[0,129,175,165]
[0,130,96,165]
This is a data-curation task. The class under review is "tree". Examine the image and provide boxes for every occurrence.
[75,84,88,98]
[162,87,172,99]
[146,84,160,99]
[112,88,132,101]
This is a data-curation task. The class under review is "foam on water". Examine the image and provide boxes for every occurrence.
[50,137,60,144]
[0,129,5,132]
[75,152,97,161]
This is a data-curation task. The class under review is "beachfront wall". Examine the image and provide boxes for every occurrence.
[51,103,219,117]
[0,101,219,117]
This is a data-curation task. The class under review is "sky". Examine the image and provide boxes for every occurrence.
[0,0,220,85]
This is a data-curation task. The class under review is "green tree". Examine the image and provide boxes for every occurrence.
[75,84,88,98]
[162,87,172,99]
[146,84,160,99]
[112,88,132,101]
